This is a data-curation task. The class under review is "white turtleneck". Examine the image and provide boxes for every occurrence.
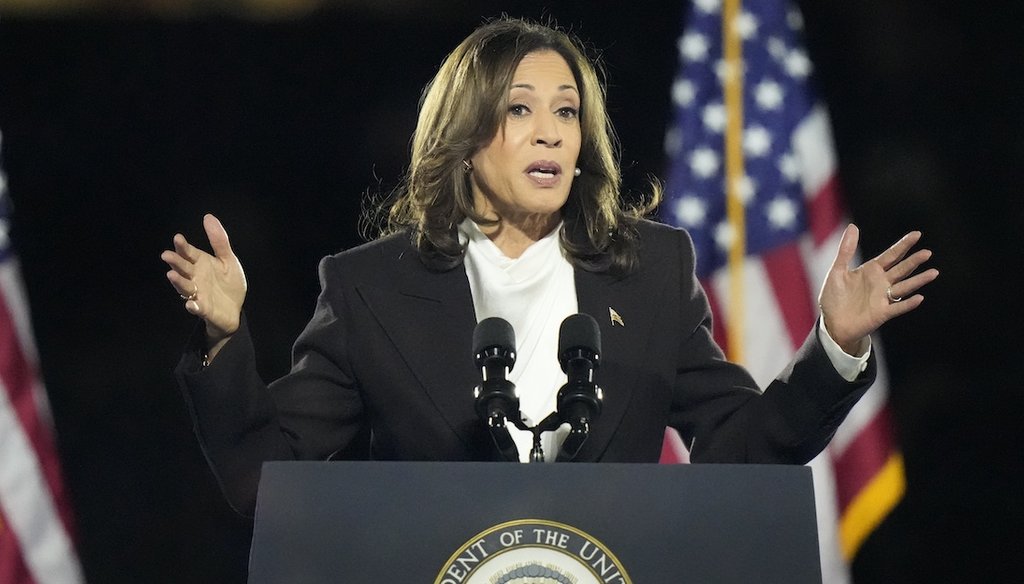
[460,219,577,462]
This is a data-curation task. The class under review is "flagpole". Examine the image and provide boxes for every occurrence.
[722,0,746,363]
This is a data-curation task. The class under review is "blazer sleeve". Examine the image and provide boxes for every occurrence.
[176,255,365,516]
[665,228,876,464]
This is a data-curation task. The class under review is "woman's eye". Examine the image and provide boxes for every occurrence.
[557,107,579,120]
[508,104,530,116]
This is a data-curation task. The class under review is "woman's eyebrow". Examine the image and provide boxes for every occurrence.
[510,83,580,94]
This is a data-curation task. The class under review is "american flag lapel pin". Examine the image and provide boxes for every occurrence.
[609,307,624,327]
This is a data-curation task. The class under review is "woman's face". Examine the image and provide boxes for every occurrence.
[469,50,582,229]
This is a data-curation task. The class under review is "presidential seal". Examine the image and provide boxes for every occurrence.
[435,519,631,584]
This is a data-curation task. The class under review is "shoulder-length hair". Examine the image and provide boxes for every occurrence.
[382,17,660,275]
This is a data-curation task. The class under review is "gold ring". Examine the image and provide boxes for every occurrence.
[180,283,198,302]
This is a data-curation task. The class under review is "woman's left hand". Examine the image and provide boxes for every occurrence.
[818,224,939,355]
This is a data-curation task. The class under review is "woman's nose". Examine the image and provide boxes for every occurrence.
[532,114,562,147]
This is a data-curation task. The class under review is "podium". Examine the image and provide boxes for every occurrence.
[249,461,821,583]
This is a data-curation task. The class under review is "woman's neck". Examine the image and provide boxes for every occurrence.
[476,213,559,259]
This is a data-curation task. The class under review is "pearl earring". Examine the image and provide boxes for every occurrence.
[573,167,582,177]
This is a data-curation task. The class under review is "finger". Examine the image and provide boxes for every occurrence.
[885,293,925,318]
[889,267,939,299]
[875,231,922,270]
[204,214,235,260]
[173,233,202,263]
[160,250,194,279]
[830,224,859,272]
[886,248,933,281]
[166,270,198,298]
[167,272,205,318]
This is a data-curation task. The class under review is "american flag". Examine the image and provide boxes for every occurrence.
[0,130,85,583]
[659,0,904,580]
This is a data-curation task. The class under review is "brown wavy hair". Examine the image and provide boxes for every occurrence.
[381,17,660,275]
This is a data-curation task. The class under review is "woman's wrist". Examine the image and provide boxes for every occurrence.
[203,334,232,367]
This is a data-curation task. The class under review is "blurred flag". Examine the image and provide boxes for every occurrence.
[0,131,85,583]
[659,0,904,580]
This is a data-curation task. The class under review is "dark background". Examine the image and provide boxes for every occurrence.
[1,1,1022,582]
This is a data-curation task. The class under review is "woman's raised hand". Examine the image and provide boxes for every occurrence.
[161,214,247,346]
[818,224,939,355]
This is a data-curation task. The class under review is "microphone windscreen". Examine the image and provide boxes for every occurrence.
[473,317,516,356]
[558,313,601,355]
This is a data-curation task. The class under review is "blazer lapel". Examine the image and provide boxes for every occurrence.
[572,266,662,461]
[355,260,481,450]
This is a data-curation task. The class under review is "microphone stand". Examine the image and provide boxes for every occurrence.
[510,413,563,463]
[484,410,521,463]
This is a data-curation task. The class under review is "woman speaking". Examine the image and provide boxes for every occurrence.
[160,18,937,516]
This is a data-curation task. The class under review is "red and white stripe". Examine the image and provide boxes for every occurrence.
[0,259,84,584]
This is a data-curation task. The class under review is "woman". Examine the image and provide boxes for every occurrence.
[161,18,936,516]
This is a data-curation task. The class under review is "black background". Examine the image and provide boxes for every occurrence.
[1,1,1021,582]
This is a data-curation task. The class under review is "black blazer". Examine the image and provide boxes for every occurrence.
[178,220,874,515]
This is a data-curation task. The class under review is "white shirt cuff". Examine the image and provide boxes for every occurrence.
[818,317,871,382]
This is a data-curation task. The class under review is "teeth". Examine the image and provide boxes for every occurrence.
[529,170,556,178]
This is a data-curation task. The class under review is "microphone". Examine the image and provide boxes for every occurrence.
[556,313,603,461]
[472,317,520,461]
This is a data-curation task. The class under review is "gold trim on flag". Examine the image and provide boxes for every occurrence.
[839,453,906,559]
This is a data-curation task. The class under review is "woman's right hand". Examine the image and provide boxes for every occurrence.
[161,214,247,351]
